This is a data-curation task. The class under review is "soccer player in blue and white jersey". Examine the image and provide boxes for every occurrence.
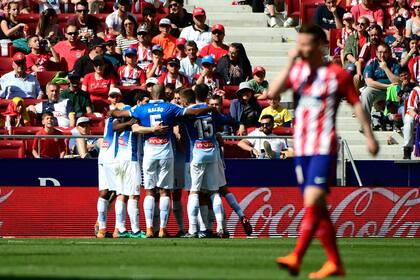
[111,84,214,238]
[179,87,230,238]
[112,104,146,238]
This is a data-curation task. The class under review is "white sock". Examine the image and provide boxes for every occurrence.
[208,207,215,232]
[115,199,127,232]
[159,196,170,228]
[172,200,185,231]
[199,205,209,232]
[143,195,155,228]
[153,199,160,230]
[187,193,199,234]
[127,199,139,233]
[97,197,109,230]
[225,192,244,218]
[210,193,225,232]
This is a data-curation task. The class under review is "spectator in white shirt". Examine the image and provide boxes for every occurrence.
[179,7,211,50]
[180,40,202,83]
[105,0,135,36]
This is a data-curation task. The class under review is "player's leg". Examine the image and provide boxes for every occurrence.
[219,186,252,236]
[185,162,204,237]
[96,162,117,238]
[198,192,209,237]
[125,161,144,237]
[114,194,130,238]
[143,158,158,238]
[156,158,174,238]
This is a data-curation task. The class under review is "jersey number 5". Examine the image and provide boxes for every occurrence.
[150,114,162,127]
[194,117,213,139]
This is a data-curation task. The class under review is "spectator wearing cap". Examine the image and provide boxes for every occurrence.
[248,66,269,100]
[336,13,355,66]
[180,40,202,83]
[67,0,104,40]
[216,42,252,86]
[69,116,99,158]
[199,24,229,63]
[194,55,224,95]
[108,87,124,110]
[60,73,92,116]
[29,82,76,128]
[145,77,158,94]
[81,56,117,105]
[26,35,60,73]
[179,7,211,50]
[142,6,160,37]
[406,1,420,38]
[106,0,136,36]
[73,37,115,78]
[230,81,262,136]
[312,0,344,31]
[152,18,177,60]
[0,52,43,99]
[146,45,167,78]
[136,25,153,70]
[385,16,409,62]
[53,25,88,71]
[166,0,193,38]
[350,0,384,28]
[118,47,146,86]
[175,37,187,60]
[116,15,138,55]
[103,34,124,70]
[32,111,66,159]
[158,57,189,88]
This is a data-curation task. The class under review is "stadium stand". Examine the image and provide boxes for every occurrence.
[0,140,26,158]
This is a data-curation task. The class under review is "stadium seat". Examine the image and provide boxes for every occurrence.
[36,71,57,89]
[224,85,239,100]
[90,126,104,136]
[286,0,301,18]
[329,29,340,56]
[84,113,105,127]
[257,99,269,108]
[222,98,231,115]
[0,140,26,158]
[0,57,14,71]
[272,127,293,135]
[223,140,251,158]
[300,1,322,25]
[92,99,111,114]
[12,126,43,157]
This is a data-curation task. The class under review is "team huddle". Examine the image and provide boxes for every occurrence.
[95,84,252,239]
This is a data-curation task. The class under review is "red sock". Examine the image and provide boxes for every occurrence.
[317,208,341,265]
[294,206,322,262]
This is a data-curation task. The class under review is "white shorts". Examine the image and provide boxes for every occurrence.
[190,158,226,192]
[142,158,174,190]
[98,161,118,192]
[184,161,192,191]
[173,151,185,189]
[115,160,141,196]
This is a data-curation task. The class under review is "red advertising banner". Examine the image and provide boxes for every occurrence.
[0,186,419,237]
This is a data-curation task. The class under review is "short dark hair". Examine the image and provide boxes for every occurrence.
[209,94,222,103]
[399,67,409,74]
[298,24,328,44]
[180,88,195,104]
[185,40,198,49]
[142,6,156,17]
[132,89,150,104]
[377,42,390,51]
[42,111,54,120]
[76,0,88,8]
[170,0,184,4]
[368,24,382,34]
[194,84,209,102]
[260,114,274,123]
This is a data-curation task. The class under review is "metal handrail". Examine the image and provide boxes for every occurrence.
[340,138,363,187]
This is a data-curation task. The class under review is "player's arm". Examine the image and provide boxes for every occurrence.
[113,118,136,132]
[110,109,131,118]
[131,123,169,135]
[184,106,214,116]
[268,49,300,99]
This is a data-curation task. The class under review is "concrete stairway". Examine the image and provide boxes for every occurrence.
[185,0,405,160]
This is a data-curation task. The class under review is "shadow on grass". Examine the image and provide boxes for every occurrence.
[0,277,226,280]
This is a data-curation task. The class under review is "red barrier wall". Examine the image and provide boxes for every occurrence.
[0,187,419,237]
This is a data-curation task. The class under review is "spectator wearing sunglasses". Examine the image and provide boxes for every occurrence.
[237,114,288,159]
[166,0,193,38]
[67,0,104,40]
[60,72,92,116]
[106,0,136,36]
[199,24,229,64]
[406,1,420,38]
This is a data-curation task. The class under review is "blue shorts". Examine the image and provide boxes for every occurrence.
[294,155,337,193]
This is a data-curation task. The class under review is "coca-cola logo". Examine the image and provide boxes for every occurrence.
[0,188,14,229]
[227,188,420,238]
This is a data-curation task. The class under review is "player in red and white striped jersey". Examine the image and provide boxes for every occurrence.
[269,24,378,279]
[403,86,420,159]
[118,48,146,86]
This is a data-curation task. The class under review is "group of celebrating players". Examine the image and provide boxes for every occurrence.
[95,83,252,239]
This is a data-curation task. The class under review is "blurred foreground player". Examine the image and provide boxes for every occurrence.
[268,24,379,278]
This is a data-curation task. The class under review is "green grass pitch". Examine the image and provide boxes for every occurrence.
[0,238,419,280]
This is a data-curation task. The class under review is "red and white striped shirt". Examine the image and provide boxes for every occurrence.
[406,86,420,114]
[408,56,420,84]
[157,72,190,88]
[118,65,146,86]
[137,45,153,70]
[287,61,359,156]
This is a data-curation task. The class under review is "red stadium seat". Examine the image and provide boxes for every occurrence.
[0,140,26,158]
[12,126,43,157]
[35,71,57,88]
[286,0,301,18]
[257,99,269,108]
[222,98,231,115]
[300,1,323,25]
[0,57,14,71]
[90,126,104,136]
[17,13,39,24]
[272,127,294,135]
[223,140,251,158]
[84,113,105,127]
[224,85,239,100]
